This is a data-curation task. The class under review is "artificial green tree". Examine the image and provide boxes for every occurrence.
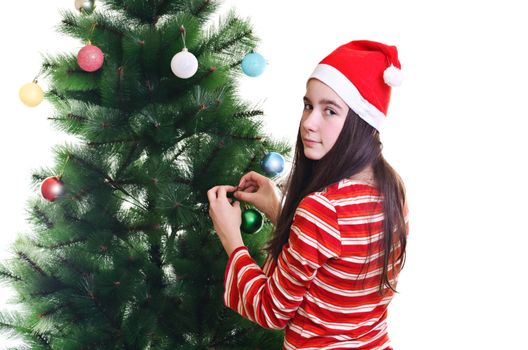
[1,1,289,348]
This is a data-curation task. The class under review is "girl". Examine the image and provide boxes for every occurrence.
[207,40,408,350]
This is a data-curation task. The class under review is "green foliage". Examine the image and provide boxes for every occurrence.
[2,0,291,348]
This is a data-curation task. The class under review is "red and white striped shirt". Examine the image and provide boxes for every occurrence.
[224,179,407,349]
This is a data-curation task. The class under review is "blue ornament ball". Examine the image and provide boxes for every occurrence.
[241,52,266,77]
[261,152,285,176]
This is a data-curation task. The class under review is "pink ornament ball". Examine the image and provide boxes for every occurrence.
[77,44,104,72]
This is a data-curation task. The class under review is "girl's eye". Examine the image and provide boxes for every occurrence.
[303,103,336,116]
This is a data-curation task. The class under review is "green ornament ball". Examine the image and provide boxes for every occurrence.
[240,208,263,234]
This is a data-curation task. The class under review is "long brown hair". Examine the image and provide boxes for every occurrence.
[265,108,407,294]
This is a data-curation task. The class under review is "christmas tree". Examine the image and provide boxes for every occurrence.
[2,0,289,348]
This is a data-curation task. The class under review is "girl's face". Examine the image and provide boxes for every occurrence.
[300,79,348,160]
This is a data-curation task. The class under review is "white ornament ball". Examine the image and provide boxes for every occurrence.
[171,48,198,79]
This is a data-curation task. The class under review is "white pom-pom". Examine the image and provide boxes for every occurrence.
[383,64,403,87]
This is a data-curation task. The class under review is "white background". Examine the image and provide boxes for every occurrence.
[2,0,528,348]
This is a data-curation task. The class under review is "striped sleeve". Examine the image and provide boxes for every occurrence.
[223,193,341,330]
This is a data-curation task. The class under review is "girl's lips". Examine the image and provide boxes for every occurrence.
[303,139,320,146]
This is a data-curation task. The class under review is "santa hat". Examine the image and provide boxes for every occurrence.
[308,40,402,131]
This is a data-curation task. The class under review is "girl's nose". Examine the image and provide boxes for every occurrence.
[301,110,319,132]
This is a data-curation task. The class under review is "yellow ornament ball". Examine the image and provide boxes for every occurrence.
[19,81,44,107]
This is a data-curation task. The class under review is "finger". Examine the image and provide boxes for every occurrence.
[238,180,256,191]
[206,186,218,201]
[217,186,227,198]
[239,171,257,185]
[234,190,247,200]
[224,185,238,192]
[245,185,257,192]
[248,171,264,184]
[237,185,256,194]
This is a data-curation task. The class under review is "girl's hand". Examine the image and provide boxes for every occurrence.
[234,171,281,226]
[207,185,245,256]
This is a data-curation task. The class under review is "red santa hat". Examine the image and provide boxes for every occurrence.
[308,40,402,131]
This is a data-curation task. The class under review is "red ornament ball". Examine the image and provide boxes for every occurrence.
[41,176,65,202]
[77,44,104,72]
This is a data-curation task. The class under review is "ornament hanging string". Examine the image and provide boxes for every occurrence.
[83,22,97,47]
[241,201,249,211]
[33,66,45,84]
[58,154,71,180]
[180,25,187,48]
[88,22,97,43]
